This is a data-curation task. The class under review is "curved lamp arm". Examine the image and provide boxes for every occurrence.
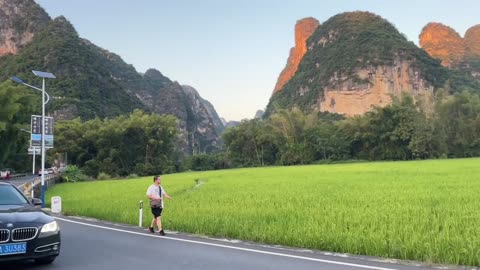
[10,77,51,105]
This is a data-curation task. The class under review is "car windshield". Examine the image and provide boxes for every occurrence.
[0,185,29,205]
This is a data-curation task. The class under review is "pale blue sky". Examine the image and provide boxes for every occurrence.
[35,0,479,121]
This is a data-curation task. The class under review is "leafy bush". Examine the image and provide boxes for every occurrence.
[97,172,112,180]
[127,173,139,179]
[184,153,230,171]
[63,165,85,183]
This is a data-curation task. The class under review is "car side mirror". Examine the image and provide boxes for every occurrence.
[31,198,42,206]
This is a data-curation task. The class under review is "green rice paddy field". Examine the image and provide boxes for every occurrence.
[46,158,480,266]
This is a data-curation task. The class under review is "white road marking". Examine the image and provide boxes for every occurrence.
[55,217,397,270]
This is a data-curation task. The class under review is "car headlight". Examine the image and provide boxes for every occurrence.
[41,221,59,234]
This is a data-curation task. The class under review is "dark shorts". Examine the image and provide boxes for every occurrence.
[151,207,163,218]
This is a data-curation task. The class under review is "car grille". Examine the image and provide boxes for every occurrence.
[12,227,38,241]
[0,229,9,243]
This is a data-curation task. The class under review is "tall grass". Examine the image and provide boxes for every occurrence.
[47,158,480,266]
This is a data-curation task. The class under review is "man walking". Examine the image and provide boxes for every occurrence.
[146,175,172,235]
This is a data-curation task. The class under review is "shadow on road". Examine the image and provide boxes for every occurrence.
[0,261,53,269]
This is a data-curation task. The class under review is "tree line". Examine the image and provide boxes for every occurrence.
[215,91,480,169]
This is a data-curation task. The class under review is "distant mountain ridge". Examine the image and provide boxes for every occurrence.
[420,23,480,67]
[419,23,480,82]
[0,0,224,154]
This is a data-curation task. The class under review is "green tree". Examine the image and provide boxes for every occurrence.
[433,91,480,157]
[305,120,350,161]
[54,110,178,177]
[340,94,433,160]
[0,81,38,170]
[268,107,317,165]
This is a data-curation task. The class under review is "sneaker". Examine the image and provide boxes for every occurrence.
[148,227,154,233]
[159,230,166,236]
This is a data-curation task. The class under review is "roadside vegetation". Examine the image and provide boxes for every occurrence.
[47,158,480,266]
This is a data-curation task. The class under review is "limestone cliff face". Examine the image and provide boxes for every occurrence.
[142,71,223,154]
[181,85,223,152]
[273,17,319,94]
[0,0,50,56]
[419,23,465,67]
[319,60,434,116]
[254,110,264,119]
[465,25,480,58]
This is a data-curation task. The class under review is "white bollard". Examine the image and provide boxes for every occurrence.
[139,200,143,227]
[51,196,62,213]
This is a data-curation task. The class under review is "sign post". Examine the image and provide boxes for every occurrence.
[31,114,54,207]
[139,200,143,227]
[28,147,40,174]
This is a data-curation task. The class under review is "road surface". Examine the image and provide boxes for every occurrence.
[1,216,447,270]
[5,174,38,190]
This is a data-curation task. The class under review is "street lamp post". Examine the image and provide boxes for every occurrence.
[33,146,36,175]
[11,71,55,208]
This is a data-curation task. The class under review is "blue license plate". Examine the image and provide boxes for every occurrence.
[0,242,27,256]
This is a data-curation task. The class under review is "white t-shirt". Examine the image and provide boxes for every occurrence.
[146,185,166,208]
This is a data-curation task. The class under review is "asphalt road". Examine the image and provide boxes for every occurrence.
[4,174,38,189]
[1,216,446,270]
